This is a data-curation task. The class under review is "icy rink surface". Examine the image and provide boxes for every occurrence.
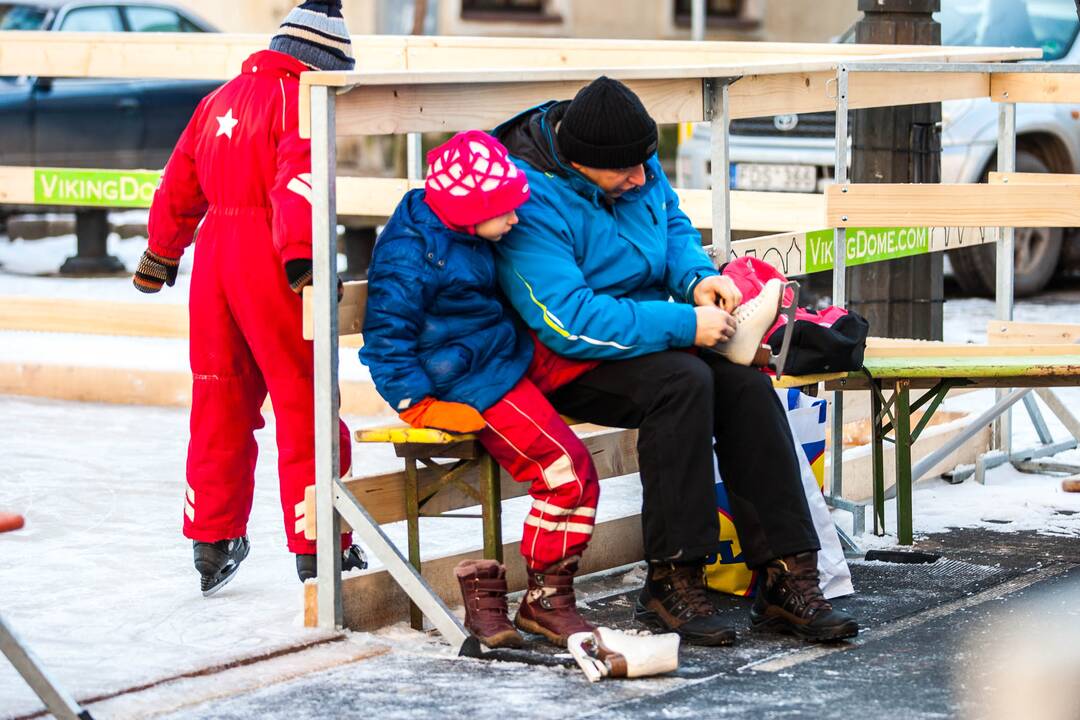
[0,395,644,718]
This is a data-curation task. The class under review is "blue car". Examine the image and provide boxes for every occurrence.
[0,1,220,174]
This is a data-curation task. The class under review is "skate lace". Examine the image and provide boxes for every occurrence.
[733,292,764,325]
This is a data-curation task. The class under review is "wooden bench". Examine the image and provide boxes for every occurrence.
[300,279,840,629]
[301,280,646,628]
[825,323,1080,545]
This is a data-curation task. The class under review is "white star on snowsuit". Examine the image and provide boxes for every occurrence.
[215,109,239,139]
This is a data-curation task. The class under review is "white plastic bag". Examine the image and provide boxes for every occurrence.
[779,388,854,599]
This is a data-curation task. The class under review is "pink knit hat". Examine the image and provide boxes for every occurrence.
[423,130,530,234]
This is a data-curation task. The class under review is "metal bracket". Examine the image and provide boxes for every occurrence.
[770,281,800,379]
[702,77,734,121]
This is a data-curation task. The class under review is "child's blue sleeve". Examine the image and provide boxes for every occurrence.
[359,237,435,412]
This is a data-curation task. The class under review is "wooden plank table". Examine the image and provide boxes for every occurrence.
[825,353,1080,545]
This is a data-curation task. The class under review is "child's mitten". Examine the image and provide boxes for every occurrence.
[285,258,314,294]
[399,397,486,434]
[133,250,180,293]
[285,258,344,300]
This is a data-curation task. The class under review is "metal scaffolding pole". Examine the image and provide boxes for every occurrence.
[311,85,343,629]
[993,102,1017,456]
[691,0,706,41]
[829,65,852,530]
[1,614,92,720]
[706,78,731,260]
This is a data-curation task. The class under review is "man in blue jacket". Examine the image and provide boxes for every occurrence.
[493,77,858,645]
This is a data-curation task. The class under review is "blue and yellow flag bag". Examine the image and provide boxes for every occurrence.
[704,478,757,597]
[706,389,853,598]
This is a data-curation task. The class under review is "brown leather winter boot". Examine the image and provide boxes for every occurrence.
[514,556,595,647]
[750,551,859,642]
[634,562,737,646]
[454,559,523,649]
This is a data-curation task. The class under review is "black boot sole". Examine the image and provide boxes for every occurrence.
[749,613,859,643]
[634,605,738,647]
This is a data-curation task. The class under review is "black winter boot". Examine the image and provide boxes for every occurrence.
[750,551,859,642]
[634,562,737,646]
[296,545,368,582]
[193,536,250,597]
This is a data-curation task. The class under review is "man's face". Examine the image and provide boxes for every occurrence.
[571,163,647,198]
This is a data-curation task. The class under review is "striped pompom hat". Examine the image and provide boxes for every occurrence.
[269,0,355,72]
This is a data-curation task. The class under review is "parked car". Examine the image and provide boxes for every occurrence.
[0,1,220,221]
[676,0,1080,297]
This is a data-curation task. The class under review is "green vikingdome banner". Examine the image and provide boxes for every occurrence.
[805,226,931,273]
[34,168,161,209]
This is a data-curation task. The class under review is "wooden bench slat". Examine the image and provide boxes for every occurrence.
[304,513,645,631]
[303,426,638,538]
[356,426,468,444]
[986,320,1080,347]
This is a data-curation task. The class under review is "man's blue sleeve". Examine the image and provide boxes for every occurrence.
[495,199,697,360]
[359,239,436,412]
[660,171,720,303]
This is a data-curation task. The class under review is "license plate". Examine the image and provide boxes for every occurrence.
[730,164,817,192]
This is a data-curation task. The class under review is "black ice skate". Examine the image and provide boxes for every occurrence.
[193,536,250,597]
[296,544,368,582]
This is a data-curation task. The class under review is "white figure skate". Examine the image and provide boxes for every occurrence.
[567,627,680,682]
[711,278,799,378]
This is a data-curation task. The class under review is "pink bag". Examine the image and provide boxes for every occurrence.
[721,258,868,376]
[721,257,848,342]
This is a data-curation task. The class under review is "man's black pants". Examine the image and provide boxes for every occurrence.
[548,350,819,568]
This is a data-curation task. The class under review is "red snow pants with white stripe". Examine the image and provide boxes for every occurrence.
[182,208,351,555]
[478,343,600,571]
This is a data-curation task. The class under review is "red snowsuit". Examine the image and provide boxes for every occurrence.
[149,50,350,554]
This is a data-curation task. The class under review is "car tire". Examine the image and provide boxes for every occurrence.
[949,149,1063,298]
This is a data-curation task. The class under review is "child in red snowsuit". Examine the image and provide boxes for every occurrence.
[361,131,601,648]
[134,1,365,595]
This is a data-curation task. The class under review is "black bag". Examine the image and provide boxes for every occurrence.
[766,311,870,375]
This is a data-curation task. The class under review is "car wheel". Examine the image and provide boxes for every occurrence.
[949,149,1063,298]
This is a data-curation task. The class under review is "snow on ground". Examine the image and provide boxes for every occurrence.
[0,234,190,302]
[0,395,644,718]
[4,235,1080,715]
[0,231,346,301]
[0,233,370,380]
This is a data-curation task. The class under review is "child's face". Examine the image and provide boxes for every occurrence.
[475,210,519,242]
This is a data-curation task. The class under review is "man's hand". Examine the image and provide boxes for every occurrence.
[693,305,737,348]
[693,275,742,313]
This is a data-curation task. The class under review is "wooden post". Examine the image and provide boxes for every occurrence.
[849,0,944,341]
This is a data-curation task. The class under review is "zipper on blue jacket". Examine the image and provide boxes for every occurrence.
[646,205,658,225]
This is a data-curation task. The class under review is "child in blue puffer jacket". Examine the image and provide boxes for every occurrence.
[360,131,601,650]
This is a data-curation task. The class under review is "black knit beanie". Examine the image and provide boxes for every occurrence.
[557,76,658,169]
[269,0,355,72]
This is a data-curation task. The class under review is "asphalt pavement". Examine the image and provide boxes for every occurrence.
[157,529,1080,720]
